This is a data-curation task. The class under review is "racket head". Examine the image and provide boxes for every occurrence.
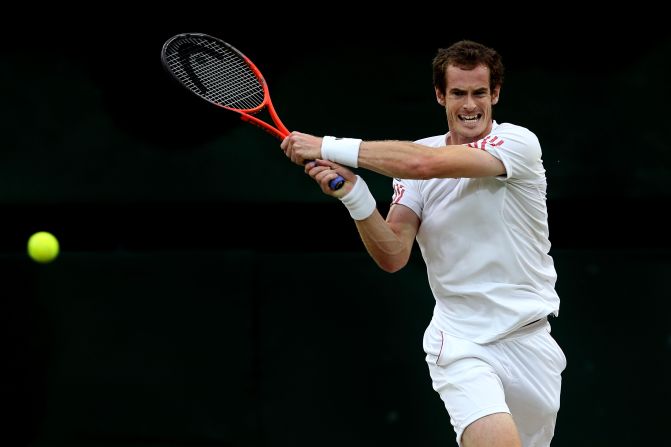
[161,33,269,114]
[161,33,342,189]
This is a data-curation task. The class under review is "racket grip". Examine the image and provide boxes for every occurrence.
[306,160,344,190]
[330,175,345,190]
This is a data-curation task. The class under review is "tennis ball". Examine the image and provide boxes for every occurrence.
[27,231,60,264]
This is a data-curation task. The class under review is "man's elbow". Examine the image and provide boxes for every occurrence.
[376,258,407,273]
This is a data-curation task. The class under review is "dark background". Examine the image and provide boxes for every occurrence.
[2,8,670,447]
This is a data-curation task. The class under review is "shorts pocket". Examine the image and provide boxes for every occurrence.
[423,322,445,365]
[423,322,477,367]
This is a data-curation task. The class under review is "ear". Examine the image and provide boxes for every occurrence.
[435,87,445,106]
[491,86,501,105]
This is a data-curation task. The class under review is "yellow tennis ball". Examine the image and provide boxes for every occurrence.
[27,231,60,264]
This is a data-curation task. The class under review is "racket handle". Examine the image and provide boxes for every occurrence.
[330,175,345,190]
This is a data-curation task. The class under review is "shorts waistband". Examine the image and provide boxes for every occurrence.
[522,317,545,327]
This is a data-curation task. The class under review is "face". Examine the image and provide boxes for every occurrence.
[435,64,500,145]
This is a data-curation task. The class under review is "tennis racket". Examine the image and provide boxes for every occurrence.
[160,32,345,190]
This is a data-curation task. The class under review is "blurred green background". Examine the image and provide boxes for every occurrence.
[2,10,670,447]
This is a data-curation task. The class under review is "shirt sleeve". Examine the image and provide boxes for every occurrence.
[391,178,422,218]
[466,124,545,181]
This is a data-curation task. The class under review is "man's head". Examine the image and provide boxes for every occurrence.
[433,40,504,95]
[432,41,505,143]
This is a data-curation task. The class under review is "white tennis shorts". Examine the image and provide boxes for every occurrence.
[423,318,566,447]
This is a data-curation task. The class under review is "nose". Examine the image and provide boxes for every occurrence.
[463,93,477,110]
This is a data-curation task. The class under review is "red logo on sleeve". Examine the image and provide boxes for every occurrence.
[467,135,505,150]
[392,183,406,205]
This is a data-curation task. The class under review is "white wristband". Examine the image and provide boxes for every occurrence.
[340,175,376,221]
[321,136,361,168]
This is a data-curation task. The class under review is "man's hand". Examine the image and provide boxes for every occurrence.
[304,159,356,198]
[280,131,323,166]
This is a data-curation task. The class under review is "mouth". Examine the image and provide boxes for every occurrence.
[458,113,482,124]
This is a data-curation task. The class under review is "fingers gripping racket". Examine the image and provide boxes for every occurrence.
[161,32,345,190]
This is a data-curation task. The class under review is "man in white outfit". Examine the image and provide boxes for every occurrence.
[281,40,566,447]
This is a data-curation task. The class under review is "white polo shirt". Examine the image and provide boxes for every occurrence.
[391,121,560,343]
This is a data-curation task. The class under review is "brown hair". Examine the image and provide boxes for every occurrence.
[432,40,504,94]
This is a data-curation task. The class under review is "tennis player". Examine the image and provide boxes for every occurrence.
[280,40,566,447]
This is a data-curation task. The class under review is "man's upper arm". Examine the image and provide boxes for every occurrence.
[387,203,420,252]
[427,145,506,178]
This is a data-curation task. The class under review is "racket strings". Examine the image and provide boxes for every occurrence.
[164,38,265,111]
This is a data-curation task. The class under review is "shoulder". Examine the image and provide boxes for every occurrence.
[493,122,540,147]
[483,122,547,180]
